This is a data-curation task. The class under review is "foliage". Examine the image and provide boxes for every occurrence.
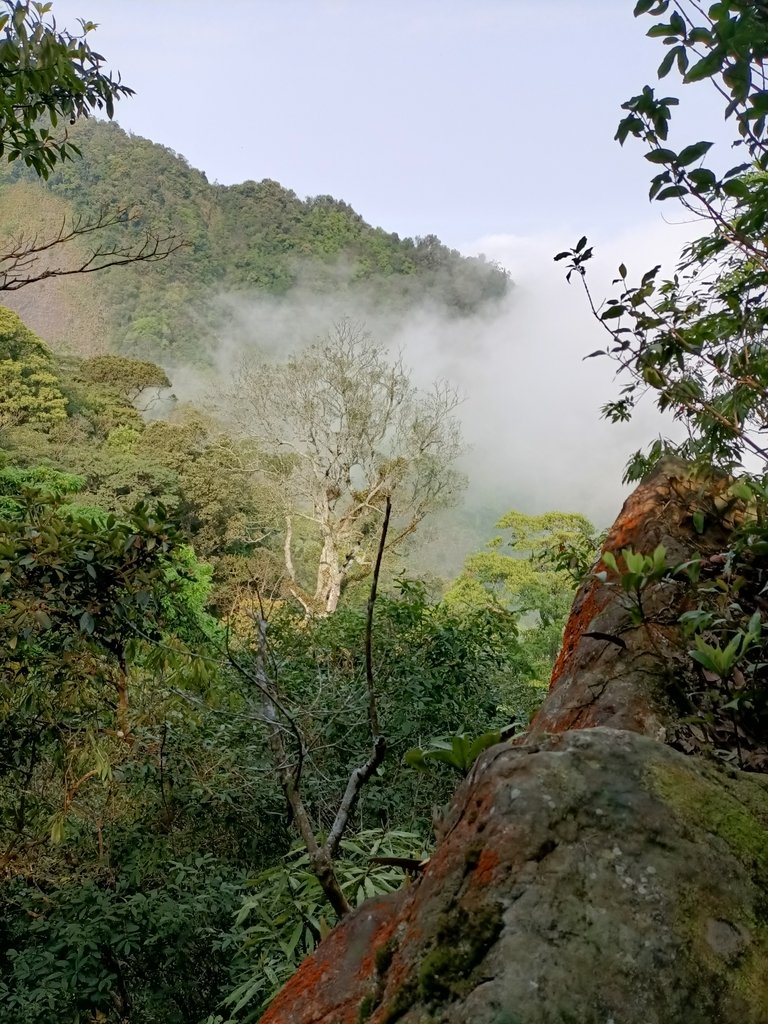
[446,509,598,686]
[0,856,248,1024]
[230,579,531,838]
[592,519,768,771]
[227,830,424,1019]
[556,0,768,480]
[599,543,673,625]
[78,354,171,401]
[0,306,67,426]
[0,488,177,669]
[0,1,132,178]
[0,419,551,1021]
[404,730,503,777]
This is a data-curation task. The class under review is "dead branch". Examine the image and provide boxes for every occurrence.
[365,495,391,739]
[0,207,187,292]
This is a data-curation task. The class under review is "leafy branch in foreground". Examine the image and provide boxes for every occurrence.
[0,4,185,289]
[0,1,134,178]
[556,0,768,479]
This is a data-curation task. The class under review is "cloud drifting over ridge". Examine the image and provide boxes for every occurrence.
[394,216,704,526]
[179,216,704,542]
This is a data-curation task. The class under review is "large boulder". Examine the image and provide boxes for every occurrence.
[260,462,768,1023]
[261,728,768,1024]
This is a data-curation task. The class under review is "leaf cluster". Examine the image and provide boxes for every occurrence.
[0,2,132,178]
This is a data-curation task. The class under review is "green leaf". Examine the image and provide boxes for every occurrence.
[729,480,753,501]
[687,167,717,190]
[723,179,749,199]
[656,185,689,200]
[645,148,678,164]
[687,27,711,45]
[647,23,676,38]
[684,50,724,83]
[677,141,713,165]
[658,47,677,78]
[403,748,428,770]
[602,551,619,573]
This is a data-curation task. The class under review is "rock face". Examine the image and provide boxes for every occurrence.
[260,462,768,1024]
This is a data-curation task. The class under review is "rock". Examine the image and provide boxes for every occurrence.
[261,728,768,1024]
[528,457,732,741]
[259,461,768,1023]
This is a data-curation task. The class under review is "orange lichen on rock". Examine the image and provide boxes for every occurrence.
[259,893,404,1024]
[547,577,607,690]
[473,847,500,885]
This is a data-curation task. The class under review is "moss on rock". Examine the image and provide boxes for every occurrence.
[648,760,768,886]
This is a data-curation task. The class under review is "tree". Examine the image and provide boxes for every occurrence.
[78,352,172,410]
[0,2,183,290]
[556,0,768,481]
[446,509,598,686]
[0,305,67,425]
[228,320,465,615]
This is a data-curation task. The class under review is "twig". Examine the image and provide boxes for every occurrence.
[365,495,391,739]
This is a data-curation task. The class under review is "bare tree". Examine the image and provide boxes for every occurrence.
[227,320,465,615]
[0,209,186,292]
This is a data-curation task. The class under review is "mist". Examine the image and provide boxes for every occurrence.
[167,214,701,572]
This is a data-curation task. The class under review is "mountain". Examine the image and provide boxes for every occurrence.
[0,119,510,364]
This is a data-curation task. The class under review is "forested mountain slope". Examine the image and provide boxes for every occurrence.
[0,119,509,363]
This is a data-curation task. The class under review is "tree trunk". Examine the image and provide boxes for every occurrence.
[258,459,768,1024]
[314,532,344,615]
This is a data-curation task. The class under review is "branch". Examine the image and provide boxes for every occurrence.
[284,514,298,583]
[365,495,391,740]
[224,622,305,795]
[326,735,387,860]
[0,209,188,292]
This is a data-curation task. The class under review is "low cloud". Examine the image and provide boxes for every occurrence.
[171,216,702,561]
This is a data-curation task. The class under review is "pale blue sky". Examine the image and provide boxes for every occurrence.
[52,0,726,247]
[46,1,730,519]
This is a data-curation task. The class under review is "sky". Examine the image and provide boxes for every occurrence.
[46,1,733,526]
[51,0,728,245]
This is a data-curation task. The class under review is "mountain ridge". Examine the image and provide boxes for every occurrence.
[0,118,510,364]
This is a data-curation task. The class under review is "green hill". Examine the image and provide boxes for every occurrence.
[0,119,510,364]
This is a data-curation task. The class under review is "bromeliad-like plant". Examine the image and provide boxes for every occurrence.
[404,730,503,778]
[598,544,673,626]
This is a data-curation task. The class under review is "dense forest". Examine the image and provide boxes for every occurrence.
[0,117,510,364]
[0,6,587,1022]
[3,1,768,1023]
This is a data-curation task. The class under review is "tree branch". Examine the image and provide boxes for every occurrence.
[365,495,391,740]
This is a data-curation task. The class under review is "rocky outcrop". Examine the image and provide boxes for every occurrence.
[260,461,768,1024]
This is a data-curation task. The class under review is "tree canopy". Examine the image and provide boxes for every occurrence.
[228,320,465,614]
[0,1,133,177]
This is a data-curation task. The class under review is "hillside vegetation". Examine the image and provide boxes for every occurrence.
[0,119,510,363]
